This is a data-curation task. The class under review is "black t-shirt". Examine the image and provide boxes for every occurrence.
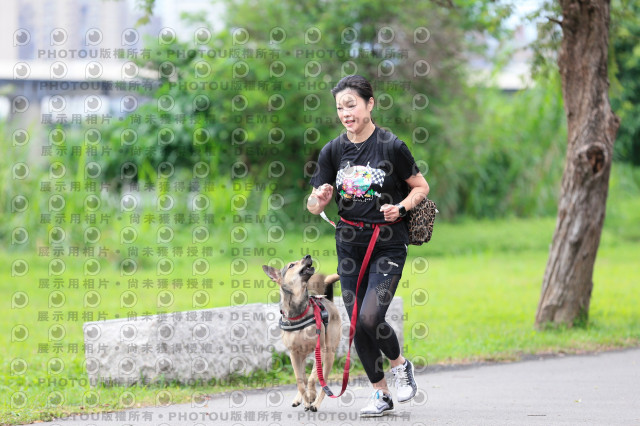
[309,127,419,246]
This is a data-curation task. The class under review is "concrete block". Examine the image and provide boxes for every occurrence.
[83,297,403,385]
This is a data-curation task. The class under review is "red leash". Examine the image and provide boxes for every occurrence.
[312,217,400,397]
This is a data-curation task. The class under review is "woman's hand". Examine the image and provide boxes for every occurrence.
[313,183,333,204]
[380,204,401,222]
[307,183,333,214]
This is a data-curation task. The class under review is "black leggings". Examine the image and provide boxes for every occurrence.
[341,272,402,384]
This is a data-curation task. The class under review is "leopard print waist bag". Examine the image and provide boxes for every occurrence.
[407,197,438,246]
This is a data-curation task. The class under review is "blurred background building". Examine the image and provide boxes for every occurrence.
[0,0,222,119]
[0,0,223,163]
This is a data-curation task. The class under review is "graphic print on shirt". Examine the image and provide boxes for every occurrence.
[336,162,386,202]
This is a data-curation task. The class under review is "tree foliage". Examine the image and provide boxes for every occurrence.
[609,0,640,164]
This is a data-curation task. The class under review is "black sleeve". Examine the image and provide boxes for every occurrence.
[308,140,336,188]
[395,139,420,181]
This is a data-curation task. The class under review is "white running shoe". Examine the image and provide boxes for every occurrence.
[360,389,394,417]
[392,359,418,403]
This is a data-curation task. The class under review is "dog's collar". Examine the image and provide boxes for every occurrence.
[280,301,311,321]
[279,314,316,331]
[279,297,329,332]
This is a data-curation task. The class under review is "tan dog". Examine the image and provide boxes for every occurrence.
[263,254,341,412]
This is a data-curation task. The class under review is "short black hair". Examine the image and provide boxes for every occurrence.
[331,74,374,101]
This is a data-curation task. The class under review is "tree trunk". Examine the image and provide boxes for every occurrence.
[535,0,620,327]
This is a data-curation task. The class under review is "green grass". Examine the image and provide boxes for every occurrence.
[2,164,639,425]
[410,244,640,365]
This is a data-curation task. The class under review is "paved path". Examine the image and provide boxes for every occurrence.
[46,348,639,425]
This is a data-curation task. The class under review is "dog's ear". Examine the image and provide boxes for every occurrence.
[262,265,281,285]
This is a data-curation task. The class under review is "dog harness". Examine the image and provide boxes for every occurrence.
[279,296,329,331]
